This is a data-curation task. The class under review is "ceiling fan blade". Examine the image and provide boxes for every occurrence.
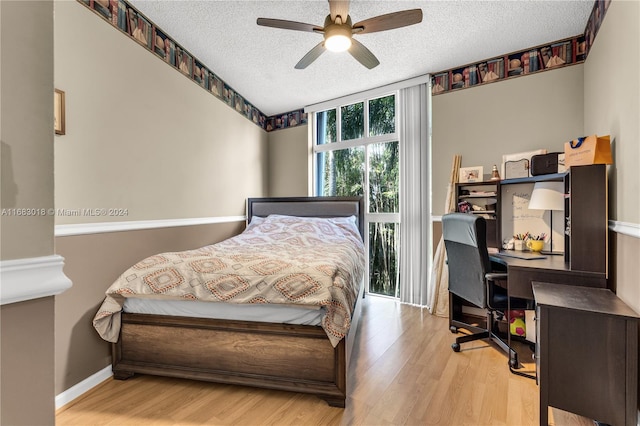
[329,0,350,22]
[353,9,423,34]
[257,18,322,33]
[348,39,380,69]
[295,42,326,69]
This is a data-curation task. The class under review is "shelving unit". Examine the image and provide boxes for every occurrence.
[455,181,499,248]
[497,164,608,278]
[454,165,608,281]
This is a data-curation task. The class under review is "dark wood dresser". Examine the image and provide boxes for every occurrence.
[533,282,639,426]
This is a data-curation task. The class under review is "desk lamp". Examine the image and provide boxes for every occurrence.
[528,181,564,255]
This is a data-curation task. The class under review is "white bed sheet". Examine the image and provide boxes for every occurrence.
[123,297,325,326]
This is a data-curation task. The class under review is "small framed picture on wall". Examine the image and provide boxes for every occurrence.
[459,166,483,183]
[54,89,65,135]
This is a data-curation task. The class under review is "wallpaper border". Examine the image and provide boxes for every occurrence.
[431,0,610,96]
[78,0,606,130]
[76,0,307,132]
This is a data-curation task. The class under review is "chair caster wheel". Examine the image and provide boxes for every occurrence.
[449,326,457,333]
[451,343,460,352]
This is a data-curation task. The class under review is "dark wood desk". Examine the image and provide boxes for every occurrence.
[533,282,639,426]
[490,252,607,300]
[488,252,609,377]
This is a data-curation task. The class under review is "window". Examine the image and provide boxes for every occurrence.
[313,94,400,297]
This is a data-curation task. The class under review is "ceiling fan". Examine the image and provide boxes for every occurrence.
[257,0,423,69]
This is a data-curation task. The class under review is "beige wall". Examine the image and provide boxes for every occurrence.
[52,0,270,398]
[54,1,268,224]
[583,1,639,407]
[268,125,310,197]
[583,0,639,225]
[584,0,639,309]
[54,221,244,395]
[1,298,55,425]
[432,65,584,215]
[0,1,57,424]
[1,0,55,260]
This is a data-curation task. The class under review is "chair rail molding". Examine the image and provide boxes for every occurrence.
[609,220,640,239]
[55,215,246,237]
[0,255,73,305]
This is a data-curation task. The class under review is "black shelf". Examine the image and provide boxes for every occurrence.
[499,172,567,185]
[456,180,499,248]
[458,194,497,199]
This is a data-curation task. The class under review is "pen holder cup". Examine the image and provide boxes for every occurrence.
[514,240,525,251]
[527,240,544,252]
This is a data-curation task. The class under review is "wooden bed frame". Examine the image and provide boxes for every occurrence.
[111,196,365,407]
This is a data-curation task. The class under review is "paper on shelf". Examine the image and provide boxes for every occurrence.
[501,149,547,179]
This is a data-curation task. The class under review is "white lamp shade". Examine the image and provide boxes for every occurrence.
[528,181,564,211]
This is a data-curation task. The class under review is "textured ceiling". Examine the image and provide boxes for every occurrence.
[128,0,594,116]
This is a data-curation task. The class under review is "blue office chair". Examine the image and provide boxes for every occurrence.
[442,213,529,367]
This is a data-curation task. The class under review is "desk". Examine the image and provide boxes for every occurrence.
[489,252,608,374]
[490,252,607,300]
[533,282,639,426]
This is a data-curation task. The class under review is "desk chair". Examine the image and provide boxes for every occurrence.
[442,213,529,367]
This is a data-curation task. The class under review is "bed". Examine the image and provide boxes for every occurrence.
[94,196,365,407]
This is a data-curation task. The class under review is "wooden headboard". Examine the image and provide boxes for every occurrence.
[247,196,365,239]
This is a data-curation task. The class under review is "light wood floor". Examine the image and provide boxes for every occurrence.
[57,296,594,425]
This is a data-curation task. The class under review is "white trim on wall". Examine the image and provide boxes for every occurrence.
[55,365,112,410]
[55,215,246,237]
[0,255,73,305]
[609,220,640,239]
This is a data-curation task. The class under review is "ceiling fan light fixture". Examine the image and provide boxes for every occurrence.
[258,3,423,69]
[324,24,352,52]
[325,34,351,52]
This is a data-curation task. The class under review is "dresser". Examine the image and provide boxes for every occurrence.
[533,282,639,426]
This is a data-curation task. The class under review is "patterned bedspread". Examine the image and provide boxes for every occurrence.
[93,214,365,347]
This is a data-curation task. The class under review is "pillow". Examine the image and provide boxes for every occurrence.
[261,214,361,240]
[244,215,265,232]
[264,214,355,224]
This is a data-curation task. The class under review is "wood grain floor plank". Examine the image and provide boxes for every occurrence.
[57,296,594,425]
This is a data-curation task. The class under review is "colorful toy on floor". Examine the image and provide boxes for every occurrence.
[509,310,526,336]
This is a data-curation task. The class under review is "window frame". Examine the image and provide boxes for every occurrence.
[311,92,400,297]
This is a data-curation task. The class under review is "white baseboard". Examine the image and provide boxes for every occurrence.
[55,365,112,410]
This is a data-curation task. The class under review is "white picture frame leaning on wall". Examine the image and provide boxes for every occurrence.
[459,166,483,183]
